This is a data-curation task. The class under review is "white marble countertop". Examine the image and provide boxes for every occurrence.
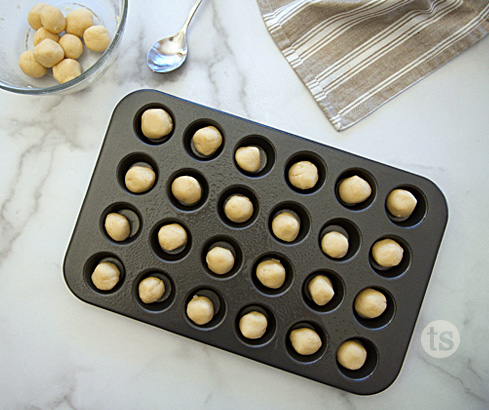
[1,1,488,408]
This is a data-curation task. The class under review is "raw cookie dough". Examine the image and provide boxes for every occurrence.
[308,275,334,306]
[288,161,318,190]
[386,189,417,218]
[33,39,64,68]
[141,108,173,139]
[289,328,322,356]
[371,238,403,268]
[104,212,131,242]
[158,223,187,252]
[206,246,235,275]
[33,27,60,47]
[192,126,223,156]
[354,288,387,319]
[138,276,165,304]
[171,176,202,205]
[58,34,83,59]
[91,261,120,291]
[40,5,66,34]
[18,50,47,78]
[339,175,372,204]
[224,195,254,223]
[239,311,268,339]
[83,25,111,52]
[337,340,367,370]
[272,212,300,242]
[321,231,349,259]
[28,3,49,30]
[186,295,214,325]
[256,258,286,289]
[65,8,94,37]
[235,146,261,173]
[52,58,81,84]
[125,165,156,193]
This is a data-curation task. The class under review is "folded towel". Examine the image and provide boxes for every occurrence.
[257,0,489,130]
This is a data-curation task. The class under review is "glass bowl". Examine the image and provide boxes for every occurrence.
[0,0,128,95]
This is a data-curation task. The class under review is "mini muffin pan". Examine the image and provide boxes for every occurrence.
[63,90,448,395]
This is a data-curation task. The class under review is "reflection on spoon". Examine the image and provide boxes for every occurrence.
[146,0,203,73]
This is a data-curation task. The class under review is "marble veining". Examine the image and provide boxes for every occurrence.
[1,0,489,409]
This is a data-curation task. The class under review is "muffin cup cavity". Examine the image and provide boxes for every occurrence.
[335,169,377,211]
[235,304,277,346]
[284,151,327,194]
[134,270,175,312]
[183,119,225,161]
[117,152,158,195]
[100,203,142,244]
[184,287,226,330]
[385,185,427,227]
[285,321,327,364]
[134,103,175,145]
[150,219,192,262]
[83,253,125,294]
[233,135,276,177]
[268,202,311,245]
[303,270,345,313]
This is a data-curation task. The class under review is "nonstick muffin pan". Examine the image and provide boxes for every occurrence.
[63,90,448,395]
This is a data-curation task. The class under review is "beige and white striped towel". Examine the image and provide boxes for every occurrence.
[257,0,489,131]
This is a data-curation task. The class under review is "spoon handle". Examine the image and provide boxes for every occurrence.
[181,0,204,32]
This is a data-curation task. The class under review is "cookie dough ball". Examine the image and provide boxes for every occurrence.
[339,175,372,204]
[65,8,94,37]
[337,340,367,370]
[53,58,81,84]
[290,328,322,356]
[308,275,334,306]
[27,3,49,30]
[105,212,131,242]
[256,259,286,289]
[83,25,111,52]
[171,176,202,206]
[18,50,47,78]
[321,231,348,259]
[141,108,173,139]
[138,277,165,304]
[239,311,268,339]
[224,195,254,223]
[125,165,156,194]
[288,161,318,190]
[158,223,187,252]
[187,295,214,325]
[206,247,235,275]
[40,5,66,34]
[355,288,387,319]
[91,262,120,291]
[371,238,403,268]
[386,189,417,218]
[58,34,83,59]
[235,146,261,173]
[272,212,300,242]
[192,126,222,156]
[33,27,60,47]
[33,39,64,68]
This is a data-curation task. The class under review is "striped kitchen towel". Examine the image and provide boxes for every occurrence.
[256,0,489,131]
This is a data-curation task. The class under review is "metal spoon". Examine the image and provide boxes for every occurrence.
[146,0,203,73]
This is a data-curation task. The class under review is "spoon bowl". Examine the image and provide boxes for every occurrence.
[146,0,203,73]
